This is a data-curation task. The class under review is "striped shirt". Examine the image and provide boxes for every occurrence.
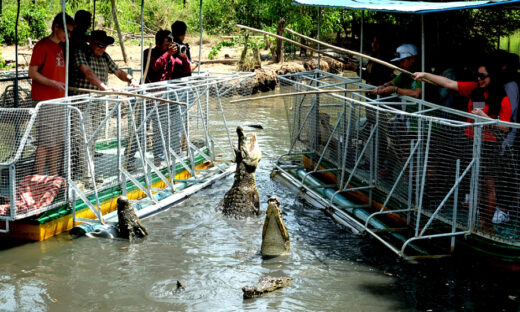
[70,46,119,95]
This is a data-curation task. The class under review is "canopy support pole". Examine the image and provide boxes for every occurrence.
[198,0,203,74]
[14,0,20,108]
[317,7,321,70]
[421,14,425,100]
[140,0,145,80]
[62,0,69,96]
[93,0,96,30]
[360,10,364,80]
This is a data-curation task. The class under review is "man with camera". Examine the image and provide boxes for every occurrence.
[171,20,198,78]
[143,30,177,83]
[127,30,179,170]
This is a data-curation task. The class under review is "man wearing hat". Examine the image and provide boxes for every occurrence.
[70,30,138,93]
[373,43,422,99]
[69,30,138,187]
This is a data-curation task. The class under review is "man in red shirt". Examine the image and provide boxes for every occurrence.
[29,13,74,177]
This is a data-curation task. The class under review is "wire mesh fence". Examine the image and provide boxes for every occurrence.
[0,72,255,223]
[279,70,520,246]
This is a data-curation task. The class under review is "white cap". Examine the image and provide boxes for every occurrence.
[391,44,418,62]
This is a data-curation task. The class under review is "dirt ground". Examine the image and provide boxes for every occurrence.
[1,34,348,94]
[1,34,245,88]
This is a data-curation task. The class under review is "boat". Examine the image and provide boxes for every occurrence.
[272,69,520,268]
[0,71,256,241]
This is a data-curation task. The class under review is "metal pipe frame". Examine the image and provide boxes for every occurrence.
[277,69,520,253]
[0,73,252,224]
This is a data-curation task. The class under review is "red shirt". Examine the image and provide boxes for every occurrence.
[458,81,512,142]
[30,37,66,101]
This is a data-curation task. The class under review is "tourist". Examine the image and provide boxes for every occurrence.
[70,10,92,55]
[347,34,394,87]
[373,43,422,99]
[170,20,198,78]
[372,44,422,176]
[414,62,512,228]
[69,30,139,186]
[127,29,178,170]
[28,13,74,177]
[170,21,195,154]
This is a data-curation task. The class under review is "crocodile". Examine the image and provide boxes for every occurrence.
[242,276,292,299]
[261,197,290,258]
[84,196,148,240]
[117,196,148,240]
[217,126,261,218]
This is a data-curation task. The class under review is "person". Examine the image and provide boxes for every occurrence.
[69,30,139,186]
[372,44,422,176]
[170,21,195,154]
[170,20,198,78]
[373,44,422,99]
[126,29,178,170]
[414,62,512,229]
[346,34,394,87]
[28,13,74,177]
[70,30,139,93]
[70,10,92,55]
[143,30,178,83]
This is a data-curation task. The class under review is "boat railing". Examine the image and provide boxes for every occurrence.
[277,69,520,258]
[0,72,256,233]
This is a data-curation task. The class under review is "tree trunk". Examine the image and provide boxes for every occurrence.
[238,33,249,69]
[253,47,261,69]
[275,18,285,63]
[111,0,128,64]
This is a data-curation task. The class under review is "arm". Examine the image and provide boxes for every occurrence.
[79,64,113,91]
[472,97,511,132]
[28,65,65,92]
[152,45,178,72]
[396,86,422,99]
[115,69,139,87]
[413,72,459,91]
[373,80,395,95]
[179,52,192,75]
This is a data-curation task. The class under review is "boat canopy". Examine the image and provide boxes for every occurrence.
[292,0,520,14]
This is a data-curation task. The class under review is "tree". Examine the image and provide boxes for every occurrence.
[110,0,127,64]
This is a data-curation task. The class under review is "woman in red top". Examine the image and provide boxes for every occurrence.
[414,63,512,230]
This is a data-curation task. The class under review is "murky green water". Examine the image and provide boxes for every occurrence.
[1,89,520,311]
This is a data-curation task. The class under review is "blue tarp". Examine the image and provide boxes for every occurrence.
[292,0,520,13]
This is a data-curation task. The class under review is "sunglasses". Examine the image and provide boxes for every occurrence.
[477,73,489,80]
[94,41,107,49]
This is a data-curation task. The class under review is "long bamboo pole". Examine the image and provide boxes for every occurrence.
[69,87,187,106]
[229,89,374,103]
[284,27,438,86]
[236,24,346,65]
[283,27,410,75]
[237,24,437,86]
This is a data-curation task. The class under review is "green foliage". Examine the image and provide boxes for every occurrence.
[0,7,48,44]
[208,35,265,60]
[208,37,239,59]
[0,51,11,70]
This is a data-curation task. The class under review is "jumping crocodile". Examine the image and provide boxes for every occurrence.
[261,197,290,258]
[217,126,261,218]
[242,276,292,299]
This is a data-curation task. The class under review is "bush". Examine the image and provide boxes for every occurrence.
[0,6,48,45]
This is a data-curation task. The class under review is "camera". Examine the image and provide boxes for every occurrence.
[173,42,187,55]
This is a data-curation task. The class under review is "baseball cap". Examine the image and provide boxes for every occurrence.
[391,44,418,62]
